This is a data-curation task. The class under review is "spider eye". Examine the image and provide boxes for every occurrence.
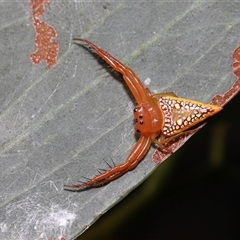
[133,103,163,135]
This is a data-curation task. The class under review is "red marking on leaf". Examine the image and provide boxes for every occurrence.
[29,0,59,69]
[232,46,240,78]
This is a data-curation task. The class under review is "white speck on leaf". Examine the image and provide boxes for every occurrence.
[144,77,151,85]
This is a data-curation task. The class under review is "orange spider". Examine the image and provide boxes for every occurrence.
[64,39,222,191]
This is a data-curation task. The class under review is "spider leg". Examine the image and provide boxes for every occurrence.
[64,135,151,191]
[73,38,150,104]
[152,127,202,154]
[150,134,172,154]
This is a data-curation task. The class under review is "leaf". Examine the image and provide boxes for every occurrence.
[0,1,239,239]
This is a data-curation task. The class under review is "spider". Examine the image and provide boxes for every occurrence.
[64,38,222,191]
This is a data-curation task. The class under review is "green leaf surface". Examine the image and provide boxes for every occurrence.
[0,1,238,239]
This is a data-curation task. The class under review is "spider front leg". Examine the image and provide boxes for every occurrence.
[73,38,150,104]
[150,134,173,154]
[64,135,151,191]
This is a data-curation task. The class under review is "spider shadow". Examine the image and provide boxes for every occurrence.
[77,42,136,104]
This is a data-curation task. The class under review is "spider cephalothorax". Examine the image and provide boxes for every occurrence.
[133,101,163,136]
